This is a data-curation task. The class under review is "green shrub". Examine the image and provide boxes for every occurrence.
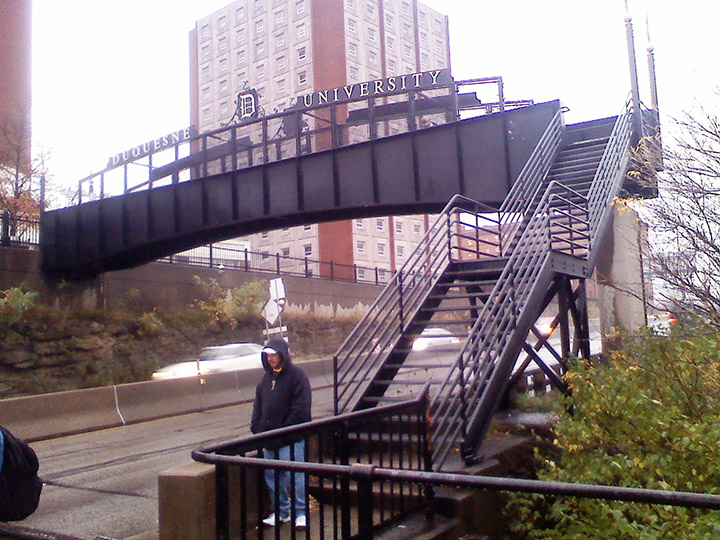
[193,277,267,328]
[0,287,38,325]
[507,324,720,538]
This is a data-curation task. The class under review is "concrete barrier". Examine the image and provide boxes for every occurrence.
[0,358,335,442]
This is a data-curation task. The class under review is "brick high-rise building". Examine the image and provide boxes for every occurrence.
[0,0,32,151]
[190,0,451,281]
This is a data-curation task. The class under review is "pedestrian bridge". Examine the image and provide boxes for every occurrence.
[41,75,555,279]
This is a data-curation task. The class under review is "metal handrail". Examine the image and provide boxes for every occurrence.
[429,100,635,469]
[333,195,502,415]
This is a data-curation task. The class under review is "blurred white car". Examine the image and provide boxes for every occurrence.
[412,328,462,351]
[152,342,264,380]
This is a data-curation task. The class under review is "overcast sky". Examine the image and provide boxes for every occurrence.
[31,0,720,194]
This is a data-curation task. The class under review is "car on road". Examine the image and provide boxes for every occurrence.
[151,342,264,380]
[412,327,462,351]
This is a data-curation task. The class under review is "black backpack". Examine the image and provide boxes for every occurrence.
[0,426,43,522]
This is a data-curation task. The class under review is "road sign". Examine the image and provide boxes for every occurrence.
[262,299,281,325]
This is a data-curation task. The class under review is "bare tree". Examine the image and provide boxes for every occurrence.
[641,94,720,325]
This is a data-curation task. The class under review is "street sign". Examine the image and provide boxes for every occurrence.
[262,299,281,325]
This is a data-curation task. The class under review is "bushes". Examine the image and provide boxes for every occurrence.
[507,324,720,538]
[0,287,37,325]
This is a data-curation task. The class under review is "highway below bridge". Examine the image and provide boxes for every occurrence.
[21,384,337,539]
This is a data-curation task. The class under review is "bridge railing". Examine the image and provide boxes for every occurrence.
[332,195,503,415]
[0,214,40,247]
[75,76,530,204]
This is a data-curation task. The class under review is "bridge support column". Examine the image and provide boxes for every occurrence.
[595,202,650,350]
[159,462,216,540]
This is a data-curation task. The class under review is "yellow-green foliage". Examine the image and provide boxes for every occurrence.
[508,324,720,538]
[0,286,38,325]
[192,276,267,328]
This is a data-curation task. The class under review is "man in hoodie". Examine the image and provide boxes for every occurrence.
[251,338,311,530]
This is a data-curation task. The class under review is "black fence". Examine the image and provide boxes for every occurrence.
[0,214,39,247]
[160,242,397,285]
[192,391,431,540]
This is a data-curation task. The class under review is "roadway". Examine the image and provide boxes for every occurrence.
[21,387,338,540]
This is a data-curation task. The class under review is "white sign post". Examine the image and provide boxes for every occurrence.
[263,278,287,341]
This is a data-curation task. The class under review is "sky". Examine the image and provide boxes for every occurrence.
[31,0,720,196]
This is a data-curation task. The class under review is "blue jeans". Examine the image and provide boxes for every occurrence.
[263,440,306,519]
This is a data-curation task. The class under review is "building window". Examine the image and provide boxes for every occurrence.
[366,4,375,17]
[435,40,444,54]
[419,11,426,24]
[282,247,290,257]
[297,23,306,37]
[298,46,307,60]
[357,240,365,254]
[385,13,393,26]
[434,18,443,33]
[219,101,229,116]
[275,10,284,23]
[255,19,265,33]
[397,245,405,258]
[257,87,265,100]
[296,0,306,14]
[237,49,246,64]
[256,41,265,55]
[262,251,270,262]
[377,243,385,256]
[368,28,376,41]
[236,7,245,22]
[348,18,356,32]
[218,15,227,30]
[201,24,210,39]
[421,52,428,68]
[387,36,394,50]
[388,59,396,73]
[202,45,211,59]
[349,65,359,80]
[378,268,387,281]
[303,244,312,256]
[347,0,355,7]
[376,218,384,231]
[395,221,403,234]
[202,86,211,100]
[304,224,312,231]
[202,108,211,122]
[414,223,421,236]
[277,55,286,69]
[282,227,290,235]
[402,22,411,38]
[404,44,412,58]
[236,27,246,42]
[298,70,307,84]
[277,78,286,92]
[261,231,269,238]
[420,32,427,45]
[257,64,265,78]
[348,42,357,57]
[219,79,229,93]
[201,65,210,81]
[219,57,228,73]
[218,36,227,51]
[356,219,363,228]
[255,0,264,11]
[369,50,377,64]
[357,268,366,280]
[402,1,410,15]
[276,32,285,47]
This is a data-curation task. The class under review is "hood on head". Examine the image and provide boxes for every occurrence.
[261,337,291,371]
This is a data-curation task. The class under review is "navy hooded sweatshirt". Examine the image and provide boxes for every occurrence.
[250,338,312,437]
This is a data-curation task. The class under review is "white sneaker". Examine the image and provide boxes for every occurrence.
[295,515,307,530]
[262,513,290,527]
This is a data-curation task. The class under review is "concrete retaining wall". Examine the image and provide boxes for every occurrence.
[0,358,333,442]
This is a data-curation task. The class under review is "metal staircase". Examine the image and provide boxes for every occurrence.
[333,98,641,470]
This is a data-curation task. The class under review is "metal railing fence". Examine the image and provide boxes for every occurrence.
[332,195,502,415]
[0,214,40,247]
[192,391,431,540]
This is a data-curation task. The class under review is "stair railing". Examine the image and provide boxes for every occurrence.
[430,99,635,469]
[333,195,501,415]
[498,108,566,254]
